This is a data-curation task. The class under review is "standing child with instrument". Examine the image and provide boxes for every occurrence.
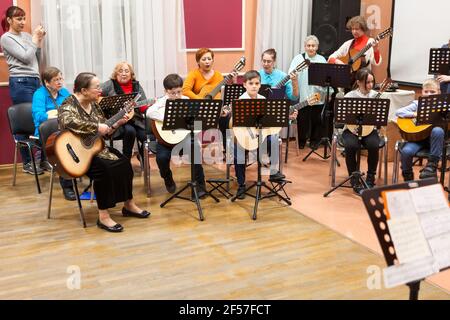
[396,79,443,181]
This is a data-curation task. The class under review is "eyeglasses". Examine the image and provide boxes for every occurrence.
[88,86,101,91]
[51,77,64,83]
[118,69,130,74]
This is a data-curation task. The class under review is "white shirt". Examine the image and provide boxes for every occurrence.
[239,92,266,99]
[146,95,189,122]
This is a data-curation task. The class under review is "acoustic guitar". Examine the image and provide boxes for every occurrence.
[232,94,318,151]
[273,59,310,89]
[339,27,393,73]
[150,118,200,147]
[46,96,141,179]
[345,77,393,137]
[396,118,432,142]
[198,56,246,100]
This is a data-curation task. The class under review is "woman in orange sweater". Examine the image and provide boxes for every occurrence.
[182,48,224,99]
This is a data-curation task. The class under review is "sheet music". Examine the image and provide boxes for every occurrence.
[383,256,438,289]
[409,184,448,213]
[384,190,416,219]
[428,233,450,270]
[418,207,450,238]
[387,216,432,264]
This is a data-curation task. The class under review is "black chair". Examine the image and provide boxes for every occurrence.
[38,119,87,228]
[7,103,42,193]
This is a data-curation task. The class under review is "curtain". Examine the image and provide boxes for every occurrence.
[41,0,187,97]
[254,0,312,72]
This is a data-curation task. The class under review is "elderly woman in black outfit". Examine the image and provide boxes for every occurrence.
[58,72,150,232]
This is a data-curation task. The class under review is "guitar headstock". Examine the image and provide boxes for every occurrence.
[233,56,246,72]
[294,59,311,73]
[378,77,393,94]
[308,93,321,105]
[376,27,393,41]
[123,93,142,112]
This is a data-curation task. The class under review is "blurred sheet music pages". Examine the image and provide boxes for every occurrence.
[381,183,450,288]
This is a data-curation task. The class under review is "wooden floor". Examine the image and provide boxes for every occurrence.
[0,154,449,299]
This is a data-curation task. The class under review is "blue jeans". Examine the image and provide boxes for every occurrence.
[400,127,445,173]
[9,77,41,164]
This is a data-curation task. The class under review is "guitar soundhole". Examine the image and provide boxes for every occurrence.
[81,137,95,149]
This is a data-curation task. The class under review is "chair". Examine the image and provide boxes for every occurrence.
[143,112,157,197]
[7,103,42,193]
[391,140,450,184]
[329,128,388,188]
[282,121,300,162]
[39,119,87,228]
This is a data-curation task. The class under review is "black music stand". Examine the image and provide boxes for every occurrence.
[428,48,450,76]
[415,93,450,186]
[303,63,352,162]
[159,99,223,221]
[230,99,291,220]
[323,97,390,197]
[99,93,137,119]
[361,178,450,300]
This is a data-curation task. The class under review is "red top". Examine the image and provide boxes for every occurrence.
[329,34,381,64]
[119,80,133,94]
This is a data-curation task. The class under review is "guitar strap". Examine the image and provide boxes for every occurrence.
[45,86,60,109]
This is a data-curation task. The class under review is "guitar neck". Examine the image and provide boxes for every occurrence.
[206,73,233,98]
[351,42,373,62]
[105,108,127,128]
[291,99,309,111]
[275,74,292,89]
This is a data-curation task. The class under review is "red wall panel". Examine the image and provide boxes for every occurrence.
[0,86,15,165]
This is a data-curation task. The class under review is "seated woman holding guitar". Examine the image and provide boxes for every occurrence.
[31,66,74,200]
[328,16,382,74]
[342,68,380,194]
[395,79,443,181]
[146,74,207,196]
[58,72,150,233]
[100,61,150,162]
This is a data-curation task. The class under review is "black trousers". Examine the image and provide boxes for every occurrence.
[155,142,205,185]
[296,104,325,147]
[113,123,146,159]
[342,129,380,176]
[86,148,133,210]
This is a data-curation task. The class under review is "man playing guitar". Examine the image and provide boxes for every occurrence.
[395,79,443,181]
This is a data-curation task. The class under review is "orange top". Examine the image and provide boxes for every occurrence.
[182,69,224,99]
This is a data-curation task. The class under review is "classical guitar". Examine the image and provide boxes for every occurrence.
[345,78,393,137]
[339,27,393,73]
[46,95,141,179]
[199,56,246,99]
[396,118,432,142]
[232,94,319,151]
[150,118,200,147]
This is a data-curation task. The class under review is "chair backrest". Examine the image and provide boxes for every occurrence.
[7,103,35,136]
[38,118,59,158]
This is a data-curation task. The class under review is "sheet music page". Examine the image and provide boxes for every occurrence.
[409,184,449,213]
[387,216,432,264]
[428,233,450,270]
[383,256,438,289]
[383,190,416,219]
[418,207,450,238]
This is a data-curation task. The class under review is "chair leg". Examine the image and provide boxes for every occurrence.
[12,143,18,186]
[29,145,41,194]
[73,179,87,228]
[279,137,284,174]
[392,141,400,184]
[89,179,94,203]
[384,140,388,185]
[294,124,299,156]
[47,168,55,219]
[330,134,338,187]
[143,141,151,198]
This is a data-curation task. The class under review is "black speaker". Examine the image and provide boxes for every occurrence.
[311,0,361,58]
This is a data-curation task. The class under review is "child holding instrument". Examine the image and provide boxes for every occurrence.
[396,79,443,181]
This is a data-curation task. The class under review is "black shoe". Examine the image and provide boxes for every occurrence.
[22,162,44,175]
[350,176,364,196]
[62,187,76,201]
[299,141,306,149]
[40,161,52,172]
[309,140,321,150]
[402,171,414,182]
[269,171,286,181]
[164,176,176,194]
[122,207,151,218]
[419,161,438,179]
[365,173,376,189]
[236,185,246,200]
[96,219,124,233]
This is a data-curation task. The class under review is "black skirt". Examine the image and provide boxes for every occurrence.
[87,148,134,210]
